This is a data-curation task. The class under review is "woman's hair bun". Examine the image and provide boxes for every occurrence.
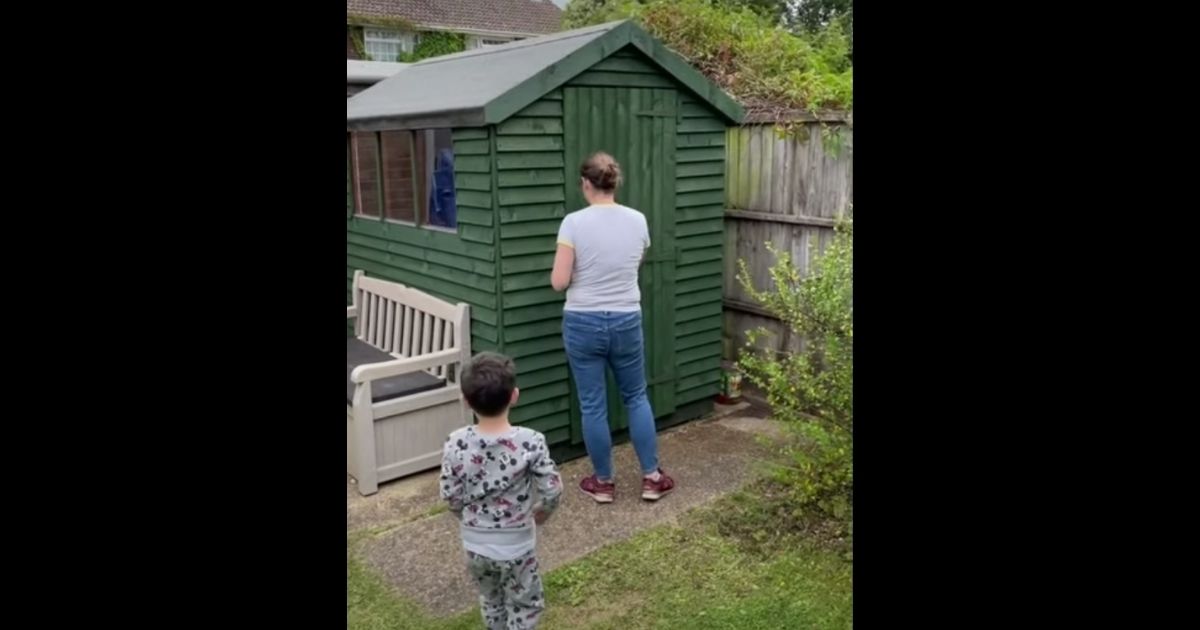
[581,152,622,192]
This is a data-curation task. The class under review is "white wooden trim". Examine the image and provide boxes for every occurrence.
[357,276,461,322]
[394,23,541,39]
[377,452,443,481]
[458,304,471,362]
[432,318,445,376]
[352,270,365,336]
[350,381,378,495]
[402,305,414,356]
[346,269,473,496]
[384,300,396,351]
[372,384,461,418]
[351,348,461,383]
[363,293,375,343]
[456,303,472,426]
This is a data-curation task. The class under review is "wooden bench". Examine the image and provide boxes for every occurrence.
[346,270,471,495]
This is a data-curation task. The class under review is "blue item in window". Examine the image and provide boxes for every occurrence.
[429,148,457,228]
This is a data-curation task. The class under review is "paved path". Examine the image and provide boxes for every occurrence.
[347,404,778,616]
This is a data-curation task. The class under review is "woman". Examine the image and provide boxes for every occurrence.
[550,152,675,504]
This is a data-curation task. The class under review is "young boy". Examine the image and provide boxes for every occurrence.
[441,352,563,630]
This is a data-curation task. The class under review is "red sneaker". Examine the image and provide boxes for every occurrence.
[579,475,615,503]
[642,469,676,501]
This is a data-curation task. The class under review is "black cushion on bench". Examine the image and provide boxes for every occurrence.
[347,338,446,404]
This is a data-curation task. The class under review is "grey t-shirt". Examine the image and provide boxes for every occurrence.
[556,204,650,312]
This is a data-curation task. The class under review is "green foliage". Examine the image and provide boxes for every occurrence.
[564,0,851,112]
[348,489,852,629]
[723,0,791,22]
[349,27,367,60]
[737,218,852,521]
[792,0,853,61]
[347,21,465,63]
[399,31,466,62]
[562,0,628,29]
[792,0,853,32]
[347,550,478,630]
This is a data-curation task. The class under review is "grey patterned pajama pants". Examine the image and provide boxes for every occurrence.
[466,549,546,629]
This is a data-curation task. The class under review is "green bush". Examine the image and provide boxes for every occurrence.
[737,219,852,521]
[563,0,852,112]
[399,31,466,62]
[562,0,625,29]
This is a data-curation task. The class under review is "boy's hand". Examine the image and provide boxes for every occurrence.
[534,510,548,525]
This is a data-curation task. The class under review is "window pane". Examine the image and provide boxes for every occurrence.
[365,29,401,42]
[423,129,457,229]
[353,132,381,217]
[366,42,400,62]
[364,29,410,60]
[380,131,415,222]
[414,130,429,223]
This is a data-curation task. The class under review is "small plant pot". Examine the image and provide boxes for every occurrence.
[716,368,744,404]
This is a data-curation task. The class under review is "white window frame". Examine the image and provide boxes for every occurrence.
[467,35,514,49]
[363,28,415,62]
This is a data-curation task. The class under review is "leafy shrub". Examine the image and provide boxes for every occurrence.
[563,0,852,112]
[399,31,466,62]
[737,219,852,521]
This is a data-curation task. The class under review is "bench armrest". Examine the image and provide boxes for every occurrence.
[351,348,460,384]
[347,306,358,319]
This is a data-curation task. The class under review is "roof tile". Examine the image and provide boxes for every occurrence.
[347,0,563,36]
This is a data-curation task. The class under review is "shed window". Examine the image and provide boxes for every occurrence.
[364,29,414,62]
[350,129,456,229]
[422,129,457,228]
[381,131,415,222]
[352,132,382,218]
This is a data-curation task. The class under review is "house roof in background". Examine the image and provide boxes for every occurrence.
[347,0,563,36]
[347,21,744,131]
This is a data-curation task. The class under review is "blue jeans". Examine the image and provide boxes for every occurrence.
[562,310,658,480]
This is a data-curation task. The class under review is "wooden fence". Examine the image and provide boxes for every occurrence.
[721,113,853,359]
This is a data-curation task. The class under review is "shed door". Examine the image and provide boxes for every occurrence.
[563,86,678,445]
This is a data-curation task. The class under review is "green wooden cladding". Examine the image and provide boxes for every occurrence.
[346,44,727,451]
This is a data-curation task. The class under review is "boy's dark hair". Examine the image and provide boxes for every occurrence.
[460,352,517,417]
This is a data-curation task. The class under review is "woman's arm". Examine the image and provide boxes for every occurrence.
[551,244,574,291]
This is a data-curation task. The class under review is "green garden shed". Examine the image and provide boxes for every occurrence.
[346,20,743,458]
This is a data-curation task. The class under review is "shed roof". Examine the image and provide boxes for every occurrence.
[346,20,744,131]
[347,60,410,85]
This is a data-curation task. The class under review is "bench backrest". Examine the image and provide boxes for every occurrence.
[350,270,471,378]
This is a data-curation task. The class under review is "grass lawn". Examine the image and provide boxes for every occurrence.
[348,484,852,630]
